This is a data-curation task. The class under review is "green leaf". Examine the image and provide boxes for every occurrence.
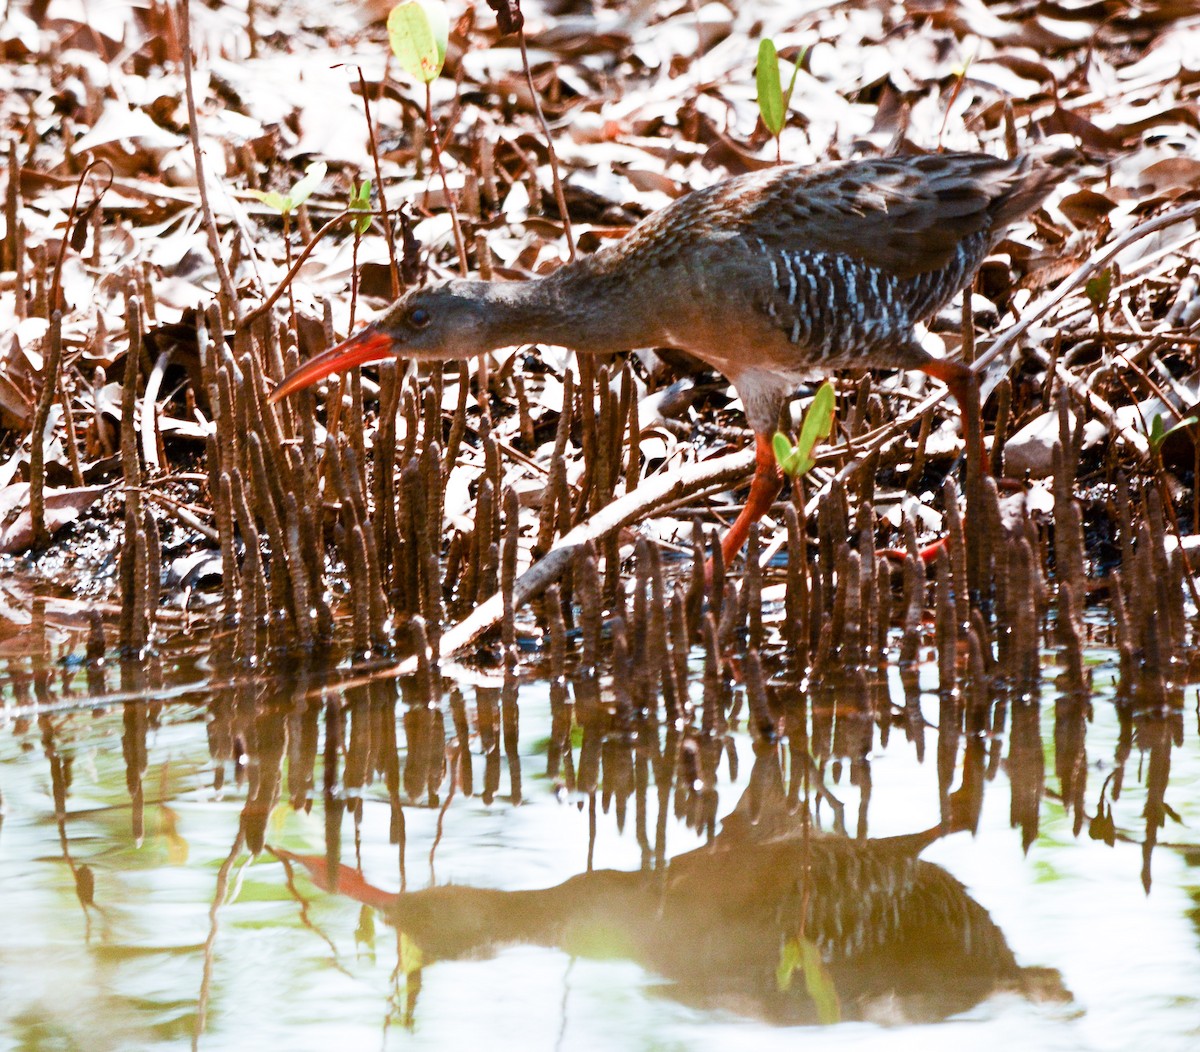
[246,161,326,216]
[1150,412,1166,451]
[772,431,793,471]
[288,160,326,209]
[757,38,786,137]
[795,381,836,463]
[1085,267,1112,311]
[247,189,292,214]
[773,432,805,478]
[773,384,836,479]
[388,0,449,84]
[350,178,373,235]
[780,47,805,112]
[1150,412,1199,452]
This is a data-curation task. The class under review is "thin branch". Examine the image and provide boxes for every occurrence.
[28,310,63,547]
[178,0,240,324]
[517,29,575,260]
[424,80,469,276]
[240,208,353,329]
[973,201,1200,384]
[355,67,402,298]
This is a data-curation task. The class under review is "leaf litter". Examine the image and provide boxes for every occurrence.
[1,0,1199,664]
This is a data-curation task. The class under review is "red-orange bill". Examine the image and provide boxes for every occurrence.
[267,327,395,404]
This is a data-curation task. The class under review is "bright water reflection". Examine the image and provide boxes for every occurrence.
[1,603,1198,1052]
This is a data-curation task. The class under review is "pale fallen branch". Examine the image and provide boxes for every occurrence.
[141,349,172,474]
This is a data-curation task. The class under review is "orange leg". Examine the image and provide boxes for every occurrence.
[920,358,984,469]
[913,358,986,568]
[717,431,784,568]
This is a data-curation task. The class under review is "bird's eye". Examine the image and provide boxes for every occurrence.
[408,306,431,328]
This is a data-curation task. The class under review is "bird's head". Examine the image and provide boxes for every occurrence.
[267,280,502,404]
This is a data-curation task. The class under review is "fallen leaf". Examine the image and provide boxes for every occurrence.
[0,484,110,553]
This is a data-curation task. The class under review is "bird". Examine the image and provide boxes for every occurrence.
[269,150,1068,567]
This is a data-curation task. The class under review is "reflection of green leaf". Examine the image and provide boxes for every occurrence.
[388,0,449,84]
[777,936,841,1023]
[400,931,425,976]
[776,936,802,990]
[247,161,327,216]
[350,178,372,235]
[356,903,377,955]
[798,936,841,1024]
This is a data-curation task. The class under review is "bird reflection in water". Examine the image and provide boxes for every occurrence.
[272,749,1067,1026]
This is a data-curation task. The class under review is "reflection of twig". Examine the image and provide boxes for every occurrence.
[801,753,846,836]
[429,739,460,883]
[179,0,240,325]
[267,846,355,977]
[40,716,99,939]
[194,829,246,1052]
[554,955,575,1052]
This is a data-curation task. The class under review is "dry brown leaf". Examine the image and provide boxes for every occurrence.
[1139,157,1200,194]
[0,484,109,554]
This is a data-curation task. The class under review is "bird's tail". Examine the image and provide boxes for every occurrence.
[990,147,1078,228]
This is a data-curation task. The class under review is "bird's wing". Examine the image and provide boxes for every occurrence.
[688,153,1064,280]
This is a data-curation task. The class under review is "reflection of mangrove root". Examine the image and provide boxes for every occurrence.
[274,826,1067,1025]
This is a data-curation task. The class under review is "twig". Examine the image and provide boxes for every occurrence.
[973,202,1200,383]
[48,160,112,313]
[354,67,402,299]
[240,209,353,329]
[143,489,220,542]
[423,81,469,275]
[516,29,575,260]
[28,310,64,548]
[178,0,240,324]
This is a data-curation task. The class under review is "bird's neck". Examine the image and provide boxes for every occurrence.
[478,260,658,355]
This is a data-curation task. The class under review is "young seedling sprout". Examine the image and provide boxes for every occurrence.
[756,39,802,166]
[388,0,469,274]
[773,381,836,481]
[248,160,327,343]
[347,177,372,331]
